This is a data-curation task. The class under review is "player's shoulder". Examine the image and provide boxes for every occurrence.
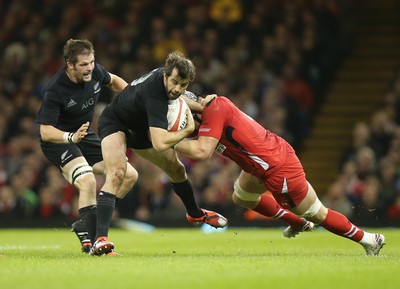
[216,96,230,102]
[44,68,67,95]
[93,62,108,74]
[135,67,164,93]
[92,63,111,83]
[140,67,163,85]
[207,95,231,107]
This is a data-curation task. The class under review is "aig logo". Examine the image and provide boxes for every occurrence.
[82,98,94,109]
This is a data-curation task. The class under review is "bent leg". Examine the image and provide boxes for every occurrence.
[134,148,228,228]
[293,182,385,254]
[93,160,138,199]
[134,148,202,217]
[62,156,97,246]
[62,156,97,208]
[95,132,129,240]
[101,131,131,194]
[233,171,308,229]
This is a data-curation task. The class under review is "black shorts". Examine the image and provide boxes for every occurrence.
[98,106,152,149]
[40,130,103,168]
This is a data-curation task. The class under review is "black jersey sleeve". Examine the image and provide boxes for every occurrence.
[94,63,111,86]
[145,94,169,130]
[35,90,62,126]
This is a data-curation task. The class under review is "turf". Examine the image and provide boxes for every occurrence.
[0,227,399,289]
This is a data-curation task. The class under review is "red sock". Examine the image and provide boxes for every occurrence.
[253,193,304,228]
[320,209,364,242]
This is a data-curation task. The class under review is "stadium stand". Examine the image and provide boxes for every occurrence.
[1,0,398,227]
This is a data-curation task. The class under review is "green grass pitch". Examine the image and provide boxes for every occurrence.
[0,227,399,289]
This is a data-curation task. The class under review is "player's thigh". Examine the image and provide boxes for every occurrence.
[101,131,128,171]
[237,170,265,194]
[92,160,105,175]
[134,147,186,181]
[78,131,103,166]
[232,171,264,209]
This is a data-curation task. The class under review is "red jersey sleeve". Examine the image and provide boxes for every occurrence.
[197,97,227,140]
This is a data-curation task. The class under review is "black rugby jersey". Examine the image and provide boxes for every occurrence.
[36,63,111,132]
[110,67,169,133]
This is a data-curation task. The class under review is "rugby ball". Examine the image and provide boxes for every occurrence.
[167,97,189,131]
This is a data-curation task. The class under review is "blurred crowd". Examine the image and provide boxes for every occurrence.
[323,68,400,226]
[2,0,389,226]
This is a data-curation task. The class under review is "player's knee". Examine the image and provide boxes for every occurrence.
[124,166,138,187]
[165,161,186,179]
[128,168,139,183]
[68,163,94,186]
[110,166,127,186]
[301,198,323,219]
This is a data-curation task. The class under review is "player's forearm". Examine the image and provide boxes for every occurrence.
[174,140,212,160]
[40,123,87,144]
[150,127,191,152]
[40,125,72,144]
[181,94,203,113]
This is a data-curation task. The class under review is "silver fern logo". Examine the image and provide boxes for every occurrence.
[94,82,100,93]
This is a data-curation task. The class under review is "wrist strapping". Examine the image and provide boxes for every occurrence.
[63,132,74,143]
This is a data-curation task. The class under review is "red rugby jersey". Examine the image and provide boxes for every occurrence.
[198,96,289,178]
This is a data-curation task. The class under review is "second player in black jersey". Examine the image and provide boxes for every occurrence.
[36,39,137,254]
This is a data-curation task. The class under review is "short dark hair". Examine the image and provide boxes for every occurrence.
[63,39,95,65]
[164,51,196,82]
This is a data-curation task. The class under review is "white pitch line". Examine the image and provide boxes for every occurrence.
[0,245,61,250]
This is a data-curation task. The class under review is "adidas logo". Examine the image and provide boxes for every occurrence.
[67,99,77,108]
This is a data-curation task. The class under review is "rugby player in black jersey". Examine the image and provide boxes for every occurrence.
[92,51,228,256]
[36,39,137,254]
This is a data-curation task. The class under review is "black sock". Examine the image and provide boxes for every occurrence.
[171,179,203,218]
[79,205,97,244]
[95,191,116,239]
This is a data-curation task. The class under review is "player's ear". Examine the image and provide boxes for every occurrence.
[66,60,73,69]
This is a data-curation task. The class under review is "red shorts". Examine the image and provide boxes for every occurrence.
[263,149,308,209]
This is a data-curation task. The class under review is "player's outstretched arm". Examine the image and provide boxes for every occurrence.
[40,122,89,144]
[174,135,219,160]
[107,73,128,93]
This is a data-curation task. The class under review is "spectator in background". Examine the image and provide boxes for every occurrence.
[386,195,400,219]
[322,178,353,219]
[369,109,396,160]
[339,121,371,170]
[0,185,20,217]
[352,175,383,226]
[9,173,38,217]
[343,146,377,210]
[378,157,399,210]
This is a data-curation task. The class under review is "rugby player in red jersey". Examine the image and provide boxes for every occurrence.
[175,93,385,255]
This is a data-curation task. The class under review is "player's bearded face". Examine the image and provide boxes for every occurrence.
[68,54,95,83]
[164,68,190,100]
